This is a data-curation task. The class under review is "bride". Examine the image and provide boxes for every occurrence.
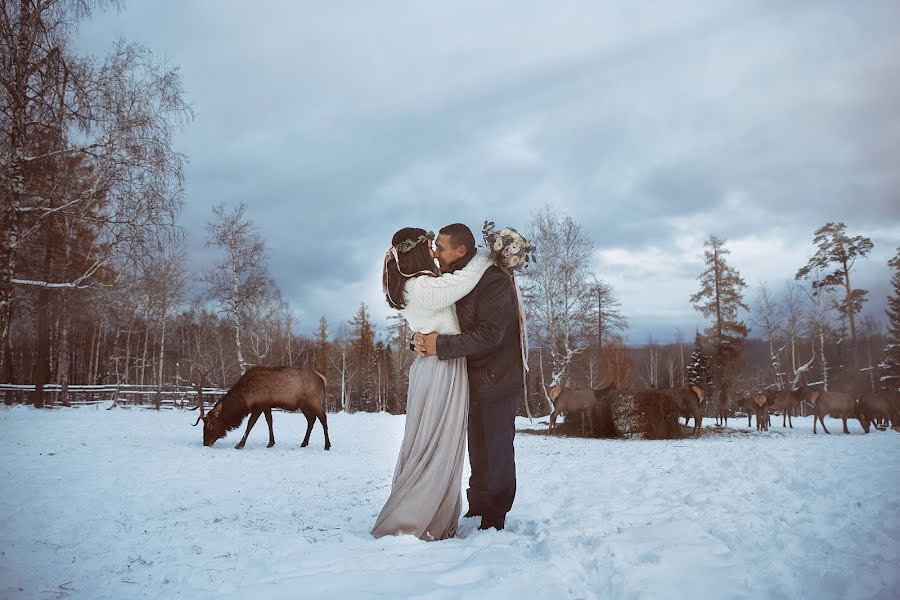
[371,227,492,541]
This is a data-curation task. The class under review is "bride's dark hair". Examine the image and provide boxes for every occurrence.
[383,227,439,309]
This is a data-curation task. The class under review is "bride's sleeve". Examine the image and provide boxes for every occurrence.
[406,249,493,310]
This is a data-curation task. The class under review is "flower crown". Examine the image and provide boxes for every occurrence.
[396,230,435,253]
[482,221,535,271]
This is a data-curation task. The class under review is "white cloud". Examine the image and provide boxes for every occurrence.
[74,0,900,342]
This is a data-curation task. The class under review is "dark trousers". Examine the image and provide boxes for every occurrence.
[466,389,517,520]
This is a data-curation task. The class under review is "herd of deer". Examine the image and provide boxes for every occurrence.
[742,386,900,435]
[548,383,900,438]
[549,384,706,437]
[189,365,899,448]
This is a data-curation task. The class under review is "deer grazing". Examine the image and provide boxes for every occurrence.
[548,383,616,436]
[660,386,704,437]
[856,391,900,432]
[193,366,331,450]
[809,389,862,434]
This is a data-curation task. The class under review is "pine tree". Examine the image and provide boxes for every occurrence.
[386,312,413,413]
[349,303,375,411]
[686,330,712,391]
[372,340,397,413]
[880,247,900,391]
[796,222,873,370]
[689,235,749,391]
[312,315,331,408]
[314,316,329,373]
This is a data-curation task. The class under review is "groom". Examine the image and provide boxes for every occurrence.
[414,223,524,531]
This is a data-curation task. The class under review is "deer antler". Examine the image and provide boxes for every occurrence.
[192,415,205,426]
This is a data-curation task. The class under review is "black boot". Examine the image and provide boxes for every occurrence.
[463,508,482,518]
[478,515,505,531]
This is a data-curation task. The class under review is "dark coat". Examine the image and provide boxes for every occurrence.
[436,265,524,398]
[437,262,523,521]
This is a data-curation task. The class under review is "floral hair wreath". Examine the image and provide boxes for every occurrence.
[396,230,435,253]
[482,221,535,271]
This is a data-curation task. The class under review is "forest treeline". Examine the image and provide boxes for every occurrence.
[2,1,898,415]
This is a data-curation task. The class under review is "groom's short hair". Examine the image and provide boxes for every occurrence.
[439,223,476,256]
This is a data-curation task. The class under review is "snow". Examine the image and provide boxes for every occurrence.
[1,405,898,600]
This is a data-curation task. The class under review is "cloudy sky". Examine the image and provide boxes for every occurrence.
[78,0,900,343]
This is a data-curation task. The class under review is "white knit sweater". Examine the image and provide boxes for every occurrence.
[399,248,493,335]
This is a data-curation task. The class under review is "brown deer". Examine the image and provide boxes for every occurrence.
[768,385,815,429]
[659,386,704,437]
[856,391,900,432]
[739,389,774,429]
[809,389,862,434]
[193,366,331,450]
[736,395,755,428]
[714,384,731,426]
[751,391,771,431]
[548,383,616,436]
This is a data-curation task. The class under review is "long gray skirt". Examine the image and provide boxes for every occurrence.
[371,355,469,541]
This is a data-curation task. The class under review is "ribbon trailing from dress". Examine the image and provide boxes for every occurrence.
[511,272,529,373]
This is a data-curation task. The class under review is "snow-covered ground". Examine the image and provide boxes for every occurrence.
[1,405,898,600]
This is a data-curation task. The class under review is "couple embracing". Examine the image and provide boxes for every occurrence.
[371,222,531,540]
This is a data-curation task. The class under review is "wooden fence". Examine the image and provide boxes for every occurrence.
[0,383,229,410]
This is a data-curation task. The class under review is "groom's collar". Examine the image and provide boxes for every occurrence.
[449,250,475,273]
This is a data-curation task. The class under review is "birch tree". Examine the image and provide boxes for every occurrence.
[522,205,593,397]
[1,0,191,401]
[204,202,272,374]
[138,243,188,407]
[802,276,836,391]
[780,282,806,376]
[641,335,660,388]
[750,282,785,389]
[330,324,356,412]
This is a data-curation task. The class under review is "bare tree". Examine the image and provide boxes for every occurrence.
[138,243,188,408]
[803,276,837,391]
[674,328,686,387]
[641,335,660,388]
[204,202,272,374]
[665,345,677,388]
[583,274,628,384]
[605,340,633,389]
[857,316,884,393]
[522,205,594,396]
[1,2,192,403]
[330,323,356,412]
[584,275,628,351]
[780,282,806,375]
[244,290,289,367]
[750,282,785,389]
